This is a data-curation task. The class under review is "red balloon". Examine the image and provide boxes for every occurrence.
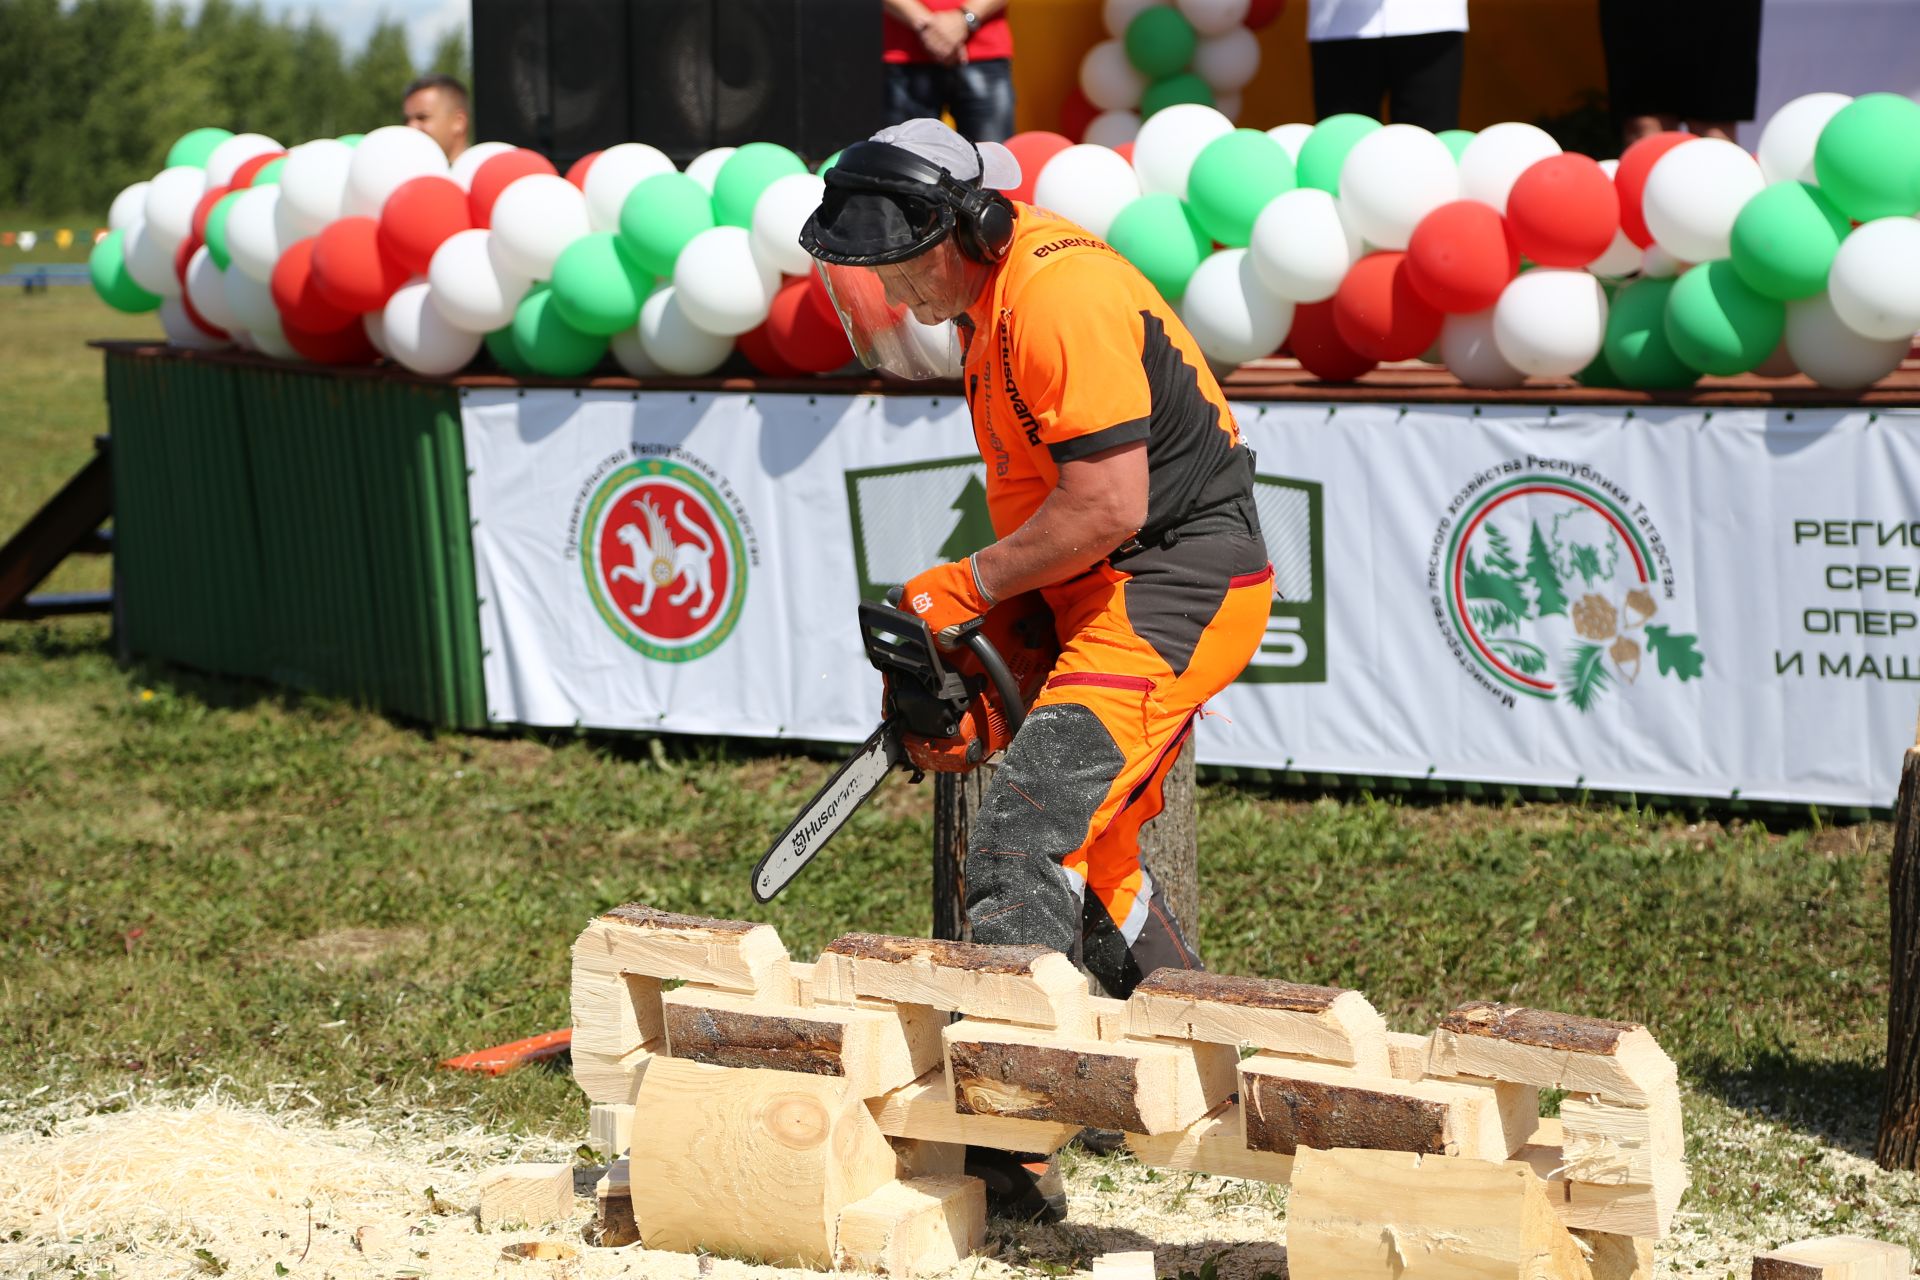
[230,150,286,189]
[1244,0,1286,26]
[1059,86,1098,144]
[1002,132,1074,205]
[271,237,357,333]
[190,185,230,243]
[1289,299,1377,382]
[469,149,559,227]
[175,243,227,341]
[1114,141,1136,164]
[1405,201,1518,314]
[737,320,803,377]
[1614,131,1694,249]
[565,150,602,190]
[309,217,410,315]
[766,275,854,374]
[283,316,378,365]
[1332,251,1442,362]
[1506,153,1620,267]
[378,175,473,276]
[172,232,200,286]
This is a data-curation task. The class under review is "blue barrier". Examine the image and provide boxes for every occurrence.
[2,263,93,289]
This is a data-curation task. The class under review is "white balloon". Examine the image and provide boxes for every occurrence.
[1338,124,1459,251]
[1033,144,1141,239]
[1180,249,1293,365]
[685,147,736,194]
[1176,0,1251,36]
[363,307,391,359]
[279,139,355,236]
[1249,188,1360,302]
[1492,269,1608,377]
[490,174,591,281]
[225,185,288,284]
[639,285,735,374]
[109,181,151,233]
[1194,28,1260,93]
[1827,217,1920,341]
[16,230,33,252]
[159,296,226,349]
[1785,291,1910,389]
[450,141,519,191]
[1132,102,1234,198]
[1457,122,1560,215]
[1586,158,1641,277]
[1081,39,1147,113]
[343,125,448,218]
[1640,245,1688,279]
[143,166,207,248]
[1757,91,1852,186]
[382,280,484,376]
[1440,307,1526,388]
[1642,137,1764,264]
[1214,92,1243,123]
[122,220,181,298]
[185,245,237,332]
[1267,122,1313,165]
[249,314,298,360]
[610,324,665,377]
[1086,110,1142,150]
[672,225,780,336]
[223,259,281,333]
[427,228,532,333]
[205,133,281,188]
[584,142,676,232]
[1104,0,1161,37]
[750,172,826,277]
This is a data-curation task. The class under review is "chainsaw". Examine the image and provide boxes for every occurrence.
[750,591,1056,903]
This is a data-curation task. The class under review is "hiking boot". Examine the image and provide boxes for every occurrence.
[1073,1127,1128,1156]
[963,1147,1067,1223]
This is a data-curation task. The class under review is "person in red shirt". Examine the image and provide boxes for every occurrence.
[881,0,1016,142]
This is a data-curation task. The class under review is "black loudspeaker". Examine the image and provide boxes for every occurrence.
[472,0,884,170]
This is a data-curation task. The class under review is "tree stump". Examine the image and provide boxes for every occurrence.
[1876,722,1920,1171]
[932,737,1199,957]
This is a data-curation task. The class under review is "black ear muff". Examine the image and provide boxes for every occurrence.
[958,190,1015,264]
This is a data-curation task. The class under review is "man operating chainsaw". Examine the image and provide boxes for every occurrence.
[799,118,1273,1218]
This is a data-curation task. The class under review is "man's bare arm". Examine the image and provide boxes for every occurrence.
[972,440,1148,602]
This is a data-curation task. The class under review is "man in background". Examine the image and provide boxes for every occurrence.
[403,73,471,163]
[1307,0,1467,131]
[881,0,1015,142]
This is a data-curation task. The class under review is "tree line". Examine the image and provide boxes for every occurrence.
[0,0,470,217]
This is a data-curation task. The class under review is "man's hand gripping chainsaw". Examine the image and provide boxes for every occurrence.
[749,591,1056,902]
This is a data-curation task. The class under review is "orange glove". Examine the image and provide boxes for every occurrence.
[901,558,993,646]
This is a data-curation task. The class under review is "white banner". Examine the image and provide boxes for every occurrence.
[463,389,1920,807]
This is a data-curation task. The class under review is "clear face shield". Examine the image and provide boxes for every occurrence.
[814,240,985,381]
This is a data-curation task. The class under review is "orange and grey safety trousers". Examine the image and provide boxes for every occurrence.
[964,499,1272,998]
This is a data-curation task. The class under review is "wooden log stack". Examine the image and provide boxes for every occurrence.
[568,904,1694,1278]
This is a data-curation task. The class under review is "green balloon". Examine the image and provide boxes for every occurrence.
[1126,6,1196,79]
[817,150,844,176]
[337,133,365,148]
[1603,277,1696,388]
[166,126,232,170]
[203,190,245,270]
[550,233,652,336]
[1574,344,1624,389]
[1187,129,1296,247]
[1663,259,1785,377]
[485,325,534,375]
[1437,129,1475,163]
[1140,72,1214,120]
[253,156,287,186]
[712,141,807,229]
[89,229,162,314]
[1106,193,1211,302]
[1728,181,1849,301]
[619,172,716,278]
[1813,92,1920,221]
[1295,113,1381,194]
[512,285,609,377]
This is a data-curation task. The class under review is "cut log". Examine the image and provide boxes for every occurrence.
[1126,969,1391,1072]
[1092,1250,1160,1280]
[1751,1236,1911,1280]
[629,1056,896,1266]
[1428,1003,1677,1106]
[579,904,791,994]
[476,1162,574,1230]
[813,933,1090,1031]
[1091,996,1132,1043]
[1877,731,1920,1171]
[890,1136,967,1179]
[592,1157,639,1248]
[1560,1093,1685,1187]
[569,920,665,1103]
[868,1068,1078,1153]
[1573,1230,1654,1280]
[1517,1142,1684,1238]
[661,984,940,1096]
[570,1039,659,1107]
[1238,1055,1530,1160]
[1125,1099,1295,1184]
[588,1102,633,1160]
[943,1019,1236,1135]
[834,1176,987,1276]
[1387,1031,1433,1082]
[1287,1147,1593,1280]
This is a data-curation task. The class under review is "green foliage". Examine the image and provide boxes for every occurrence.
[1524,520,1568,617]
[1462,544,1528,633]
[937,474,995,562]
[1562,640,1612,711]
[1646,625,1706,680]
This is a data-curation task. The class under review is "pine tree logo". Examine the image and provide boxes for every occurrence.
[1438,473,1704,711]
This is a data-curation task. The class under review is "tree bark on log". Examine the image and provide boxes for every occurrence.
[932,738,1199,954]
[1876,737,1920,1171]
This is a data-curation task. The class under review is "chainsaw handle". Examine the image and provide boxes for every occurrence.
[964,627,1027,738]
